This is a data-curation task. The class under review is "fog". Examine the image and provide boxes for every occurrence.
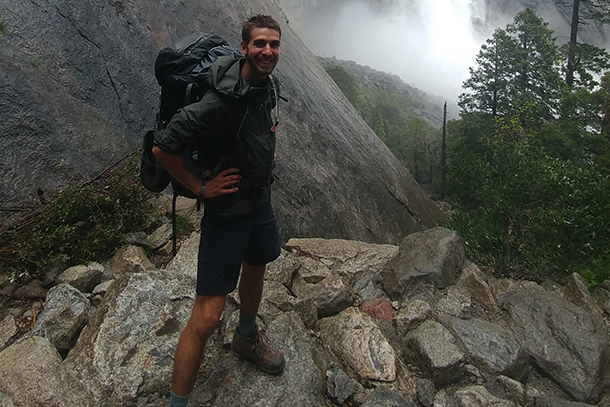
[281,0,493,102]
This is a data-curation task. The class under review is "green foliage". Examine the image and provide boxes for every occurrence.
[579,252,610,289]
[447,109,610,278]
[29,57,40,68]
[0,155,154,281]
[448,8,610,283]
[0,20,6,35]
[325,65,443,191]
[325,65,364,109]
[174,214,194,235]
[460,8,565,123]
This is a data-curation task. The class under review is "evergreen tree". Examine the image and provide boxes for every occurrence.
[460,9,564,123]
[459,29,517,116]
[507,8,565,122]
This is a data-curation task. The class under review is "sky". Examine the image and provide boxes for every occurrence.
[281,0,497,102]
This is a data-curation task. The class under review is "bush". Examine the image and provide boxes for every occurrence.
[0,154,154,282]
[446,113,610,282]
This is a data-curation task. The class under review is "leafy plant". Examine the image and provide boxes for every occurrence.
[0,19,6,35]
[30,57,40,68]
[0,154,154,282]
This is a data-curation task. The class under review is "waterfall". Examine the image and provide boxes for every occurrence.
[280,0,489,101]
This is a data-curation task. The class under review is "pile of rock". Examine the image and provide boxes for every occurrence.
[0,226,609,407]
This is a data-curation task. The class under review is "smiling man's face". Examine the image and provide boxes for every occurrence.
[241,27,281,85]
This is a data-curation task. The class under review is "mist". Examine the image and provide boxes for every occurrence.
[281,0,493,102]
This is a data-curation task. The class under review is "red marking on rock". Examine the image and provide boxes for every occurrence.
[361,298,394,320]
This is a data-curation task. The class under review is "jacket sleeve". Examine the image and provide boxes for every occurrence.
[153,94,233,154]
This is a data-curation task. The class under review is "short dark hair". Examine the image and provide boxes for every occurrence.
[242,14,281,43]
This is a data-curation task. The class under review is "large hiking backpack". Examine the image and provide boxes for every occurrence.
[141,32,243,197]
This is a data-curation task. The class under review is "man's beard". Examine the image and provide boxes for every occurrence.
[246,51,276,77]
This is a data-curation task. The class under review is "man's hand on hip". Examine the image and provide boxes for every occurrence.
[203,168,241,198]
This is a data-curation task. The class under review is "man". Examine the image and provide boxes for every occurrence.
[152,14,284,407]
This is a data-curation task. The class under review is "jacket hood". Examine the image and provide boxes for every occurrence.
[208,54,270,103]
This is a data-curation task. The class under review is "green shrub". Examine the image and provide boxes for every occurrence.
[0,154,154,282]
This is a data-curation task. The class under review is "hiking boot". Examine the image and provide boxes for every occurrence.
[231,327,285,375]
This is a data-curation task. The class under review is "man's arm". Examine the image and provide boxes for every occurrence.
[152,146,241,198]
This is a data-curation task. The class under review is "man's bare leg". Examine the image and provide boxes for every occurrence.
[172,294,227,397]
[239,262,266,316]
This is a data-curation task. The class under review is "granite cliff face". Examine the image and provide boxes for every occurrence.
[0,0,445,244]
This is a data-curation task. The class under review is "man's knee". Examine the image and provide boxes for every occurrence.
[189,314,221,339]
[187,295,226,339]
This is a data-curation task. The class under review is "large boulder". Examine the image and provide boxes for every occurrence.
[438,315,529,380]
[30,284,91,354]
[500,286,610,403]
[383,227,466,302]
[316,307,397,382]
[63,270,196,406]
[0,337,93,407]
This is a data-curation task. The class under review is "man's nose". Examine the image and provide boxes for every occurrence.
[261,44,272,55]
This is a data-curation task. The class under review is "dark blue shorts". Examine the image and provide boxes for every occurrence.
[196,203,280,296]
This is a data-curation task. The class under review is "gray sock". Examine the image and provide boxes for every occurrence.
[170,390,190,407]
[236,313,257,337]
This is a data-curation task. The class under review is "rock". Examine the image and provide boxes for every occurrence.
[360,386,416,407]
[56,262,104,293]
[436,286,471,317]
[438,315,529,381]
[316,307,397,382]
[456,262,498,311]
[30,284,91,354]
[361,298,394,320]
[148,223,172,250]
[415,377,436,407]
[63,270,196,406]
[394,299,432,336]
[592,286,610,315]
[488,375,527,406]
[292,273,354,318]
[285,238,399,282]
[454,385,517,407]
[264,251,300,286]
[354,274,389,301]
[12,279,47,299]
[0,316,17,350]
[533,397,597,407]
[111,245,157,278]
[92,279,114,296]
[0,391,15,407]
[383,227,466,302]
[174,195,203,229]
[500,288,610,403]
[559,273,605,319]
[258,281,318,329]
[432,388,452,407]
[295,255,332,283]
[165,232,200,277]
[405,320,465,386]
[203,312,328,406]
[326,369,356,404]
[0,337,93,406]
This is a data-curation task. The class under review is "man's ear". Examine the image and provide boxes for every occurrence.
[241,40,247,55]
